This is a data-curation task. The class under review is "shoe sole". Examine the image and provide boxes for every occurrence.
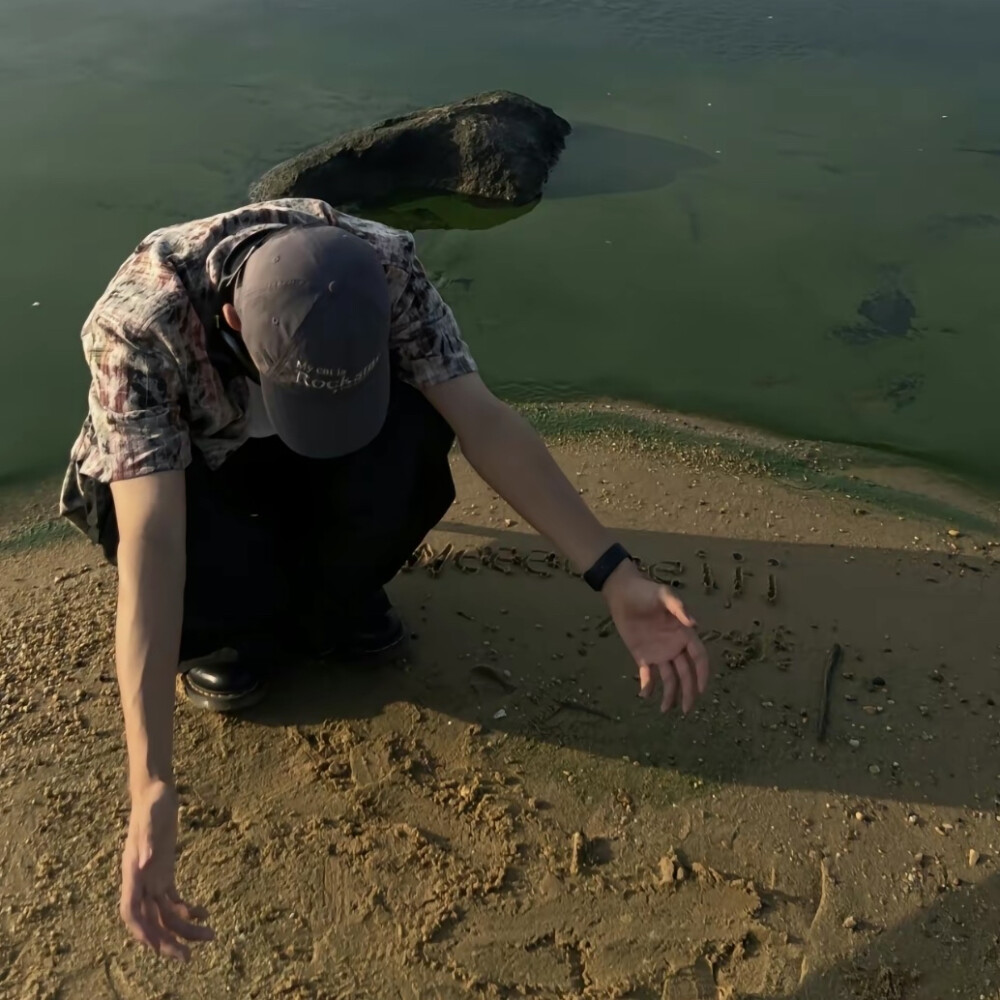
[181,672,269,713]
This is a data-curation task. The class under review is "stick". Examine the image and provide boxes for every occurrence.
[816,643,843,742]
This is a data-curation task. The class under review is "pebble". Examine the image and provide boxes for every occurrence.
[969,849,980,868]
[492,709,507,720]
[843,915,858,930]
[868,764,881,775]
[947,529,961,538]
[848,739,861,749]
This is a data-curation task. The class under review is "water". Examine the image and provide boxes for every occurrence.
[2,0,999,489]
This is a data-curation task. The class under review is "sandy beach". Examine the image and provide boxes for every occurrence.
[2,416,1000,1000]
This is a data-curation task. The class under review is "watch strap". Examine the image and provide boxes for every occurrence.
[583,543,632,592]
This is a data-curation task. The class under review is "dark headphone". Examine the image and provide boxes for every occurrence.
[213,226,288,384]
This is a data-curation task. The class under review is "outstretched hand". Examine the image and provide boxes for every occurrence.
[604,564,710,713]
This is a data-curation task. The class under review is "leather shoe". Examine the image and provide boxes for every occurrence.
[314,590,409,662]
[180,646,268,713]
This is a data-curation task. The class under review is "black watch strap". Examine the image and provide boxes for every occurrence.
[583,543,632,592]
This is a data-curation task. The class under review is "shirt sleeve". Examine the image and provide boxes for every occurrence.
[388,235,478,389]
[78,310,192,483]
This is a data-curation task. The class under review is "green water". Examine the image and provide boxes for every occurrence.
[2,0,999,489]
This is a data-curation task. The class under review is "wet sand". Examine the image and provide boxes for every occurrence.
[2,434,1000,1000]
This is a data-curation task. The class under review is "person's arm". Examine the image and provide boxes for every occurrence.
[424,373,709,713]
[110,471,214,959]
[111,471,186,795]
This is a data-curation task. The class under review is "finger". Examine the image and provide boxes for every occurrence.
[158,895,216,941]
[660,588,696,628]
[121,866,159,951]
[135,894,171,955]
[166,887,213,924]
[638,660,656,698]
[658,662,678,713]
[672,650,697,714]
[143,896,190,962]
[687,635,710,694]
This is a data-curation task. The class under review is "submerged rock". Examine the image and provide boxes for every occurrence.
[250,90,571,208]
[833,285,918,346]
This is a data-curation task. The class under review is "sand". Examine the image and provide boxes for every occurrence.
[2,429,1000,1000]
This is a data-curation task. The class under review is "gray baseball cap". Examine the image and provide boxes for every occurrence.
[232,224,391,459]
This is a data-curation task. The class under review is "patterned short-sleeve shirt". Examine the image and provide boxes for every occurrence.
[59,199,477,541]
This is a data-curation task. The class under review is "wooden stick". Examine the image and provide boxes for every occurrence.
[816,643,843,742]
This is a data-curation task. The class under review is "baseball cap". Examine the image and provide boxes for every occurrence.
[231,224,392,459]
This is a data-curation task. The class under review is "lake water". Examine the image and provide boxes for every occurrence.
[2,0,999,490]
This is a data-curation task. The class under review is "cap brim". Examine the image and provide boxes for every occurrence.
[259,353,391,459]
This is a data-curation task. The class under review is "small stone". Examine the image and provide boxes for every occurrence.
[843,915,858,930]
[868,764,881,775]
[854,811,865,822]
[848,739,861,749]
[947,529,961,538]
[968,849,980,867]
[658,855,677,884]
[492,708,507,720]
[503,518,517,528]
[907,814,918,825]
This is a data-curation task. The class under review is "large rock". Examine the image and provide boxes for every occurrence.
[249,91,572,208]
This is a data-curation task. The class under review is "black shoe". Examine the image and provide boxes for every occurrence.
[180,647,268,713]
[315,590,409,663]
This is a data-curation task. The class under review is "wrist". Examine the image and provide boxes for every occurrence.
[600,557,642,606]
[129,771,174,800]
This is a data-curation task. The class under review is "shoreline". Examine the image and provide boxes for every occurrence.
[4,398,997,553]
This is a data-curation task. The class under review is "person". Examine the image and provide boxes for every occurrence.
[60,198,710,961]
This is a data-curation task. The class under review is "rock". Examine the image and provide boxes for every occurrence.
[843,915,859,930]
[947,528,961,538]
[250,90,571,209]
[969,849,980,867]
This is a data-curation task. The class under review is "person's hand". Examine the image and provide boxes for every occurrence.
[604,562,710,714]
[120,779,215,960]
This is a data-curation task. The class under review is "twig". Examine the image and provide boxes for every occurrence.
[816,643,843,742]
[553,698,614,721]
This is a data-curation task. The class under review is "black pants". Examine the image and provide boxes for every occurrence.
[108,381,455,660]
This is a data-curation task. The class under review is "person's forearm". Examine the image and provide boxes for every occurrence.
[456,401,619,573]
[115,533,185,795]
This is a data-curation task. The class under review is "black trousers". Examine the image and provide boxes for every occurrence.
[107,381,456,661]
